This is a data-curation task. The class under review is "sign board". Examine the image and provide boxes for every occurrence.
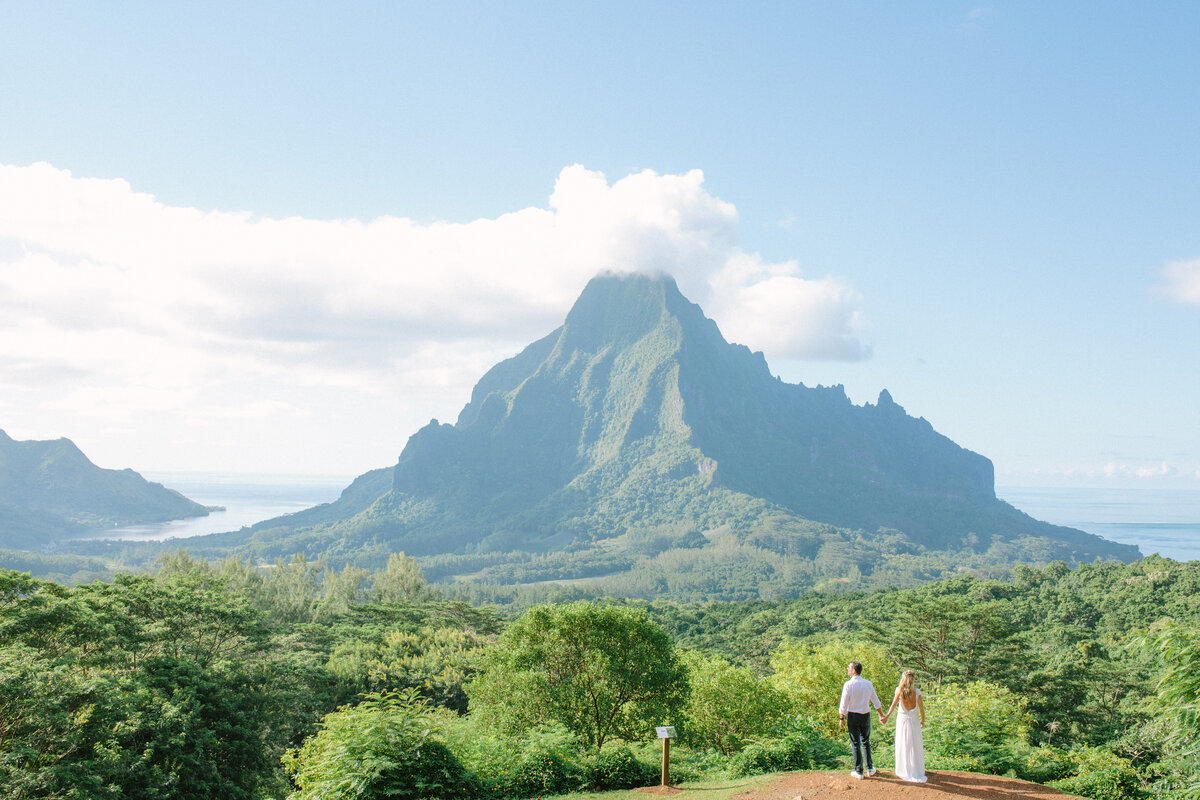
[656,726,676,739]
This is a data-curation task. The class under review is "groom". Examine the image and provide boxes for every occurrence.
[838,661,884,779]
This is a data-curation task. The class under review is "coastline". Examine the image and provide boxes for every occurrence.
[83,473,1200,562]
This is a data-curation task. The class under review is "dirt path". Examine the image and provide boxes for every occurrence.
[727,770,1078,800]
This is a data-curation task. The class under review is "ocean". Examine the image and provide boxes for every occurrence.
[98,473,1200,562]
[997,485,1200,562]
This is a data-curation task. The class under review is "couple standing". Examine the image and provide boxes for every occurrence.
[837,661,926,782]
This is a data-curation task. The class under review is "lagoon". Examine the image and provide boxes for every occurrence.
[95,473,1200,562]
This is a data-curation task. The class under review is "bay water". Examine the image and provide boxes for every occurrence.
[97,473,1200,562]
[94,472,353,541]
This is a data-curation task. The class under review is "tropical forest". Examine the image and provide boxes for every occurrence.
[1,551,1197,800]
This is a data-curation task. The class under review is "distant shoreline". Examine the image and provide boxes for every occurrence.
[998,485,1200,562]
[77,474,1200,562]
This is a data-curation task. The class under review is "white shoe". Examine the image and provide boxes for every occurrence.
[851,771,863,779]
[867,768,877,777]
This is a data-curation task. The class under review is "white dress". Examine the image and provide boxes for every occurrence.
[893,689,927,782]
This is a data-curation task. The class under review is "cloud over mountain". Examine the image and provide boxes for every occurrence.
[0,161,868,471]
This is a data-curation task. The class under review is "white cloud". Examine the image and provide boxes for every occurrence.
[0,161,869,472]
[707,260,870,360]
[1099,460,1189,482]
[1158,258,1200,306]
[998,458,1200,489]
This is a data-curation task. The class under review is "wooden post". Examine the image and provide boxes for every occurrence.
[661,735,670,787]
[655,725,675,788]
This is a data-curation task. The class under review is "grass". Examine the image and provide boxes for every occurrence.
[543,772,784,800]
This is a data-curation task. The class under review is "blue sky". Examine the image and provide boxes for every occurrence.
[1,2,1197,487]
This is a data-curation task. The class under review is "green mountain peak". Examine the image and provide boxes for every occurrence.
[227,272,1137,594]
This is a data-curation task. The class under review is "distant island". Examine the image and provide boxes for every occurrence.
[0,429,209,550]
[171,272,1138,600]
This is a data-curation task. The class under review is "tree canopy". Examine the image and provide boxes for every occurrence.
[467,601,687,749]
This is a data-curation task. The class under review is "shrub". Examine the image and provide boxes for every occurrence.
[1049,767,1145,800]
[681,650,793,754]
[925,751,986,773]
[437,719,584,799]
[923,681,1032,775]
[580,744,659,790]
[502,724,584,798]
[1017,745,1074,783]
[727,716,843,776]
[282,689,475,800]
[1048,747,1146,800]
[432,711,511,795]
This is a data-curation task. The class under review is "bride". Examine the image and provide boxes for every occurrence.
[882,670,927,782]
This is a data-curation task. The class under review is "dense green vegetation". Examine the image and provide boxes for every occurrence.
[1,552,1197,799]
[7,509,1143,602]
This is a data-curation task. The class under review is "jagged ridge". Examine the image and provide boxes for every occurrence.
[234,272,1137,572]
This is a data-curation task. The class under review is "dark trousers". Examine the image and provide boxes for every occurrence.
[846,712,873,773]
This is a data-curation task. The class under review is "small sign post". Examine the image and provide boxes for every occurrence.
[656,726,676,787]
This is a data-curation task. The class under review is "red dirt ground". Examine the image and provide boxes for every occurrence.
[727,770,1079,800]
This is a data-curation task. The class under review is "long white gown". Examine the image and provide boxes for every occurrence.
[893,690,927,782]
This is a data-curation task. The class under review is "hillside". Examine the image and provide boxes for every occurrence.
[0,429,209,548]
[187,273,1136,596]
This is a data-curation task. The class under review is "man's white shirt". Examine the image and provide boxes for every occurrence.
[839,675,882,715]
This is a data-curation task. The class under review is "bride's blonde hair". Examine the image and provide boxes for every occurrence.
[899,670,917,704]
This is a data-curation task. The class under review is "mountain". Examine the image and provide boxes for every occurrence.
[222,273,1137,597]
[0,429,209,549]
